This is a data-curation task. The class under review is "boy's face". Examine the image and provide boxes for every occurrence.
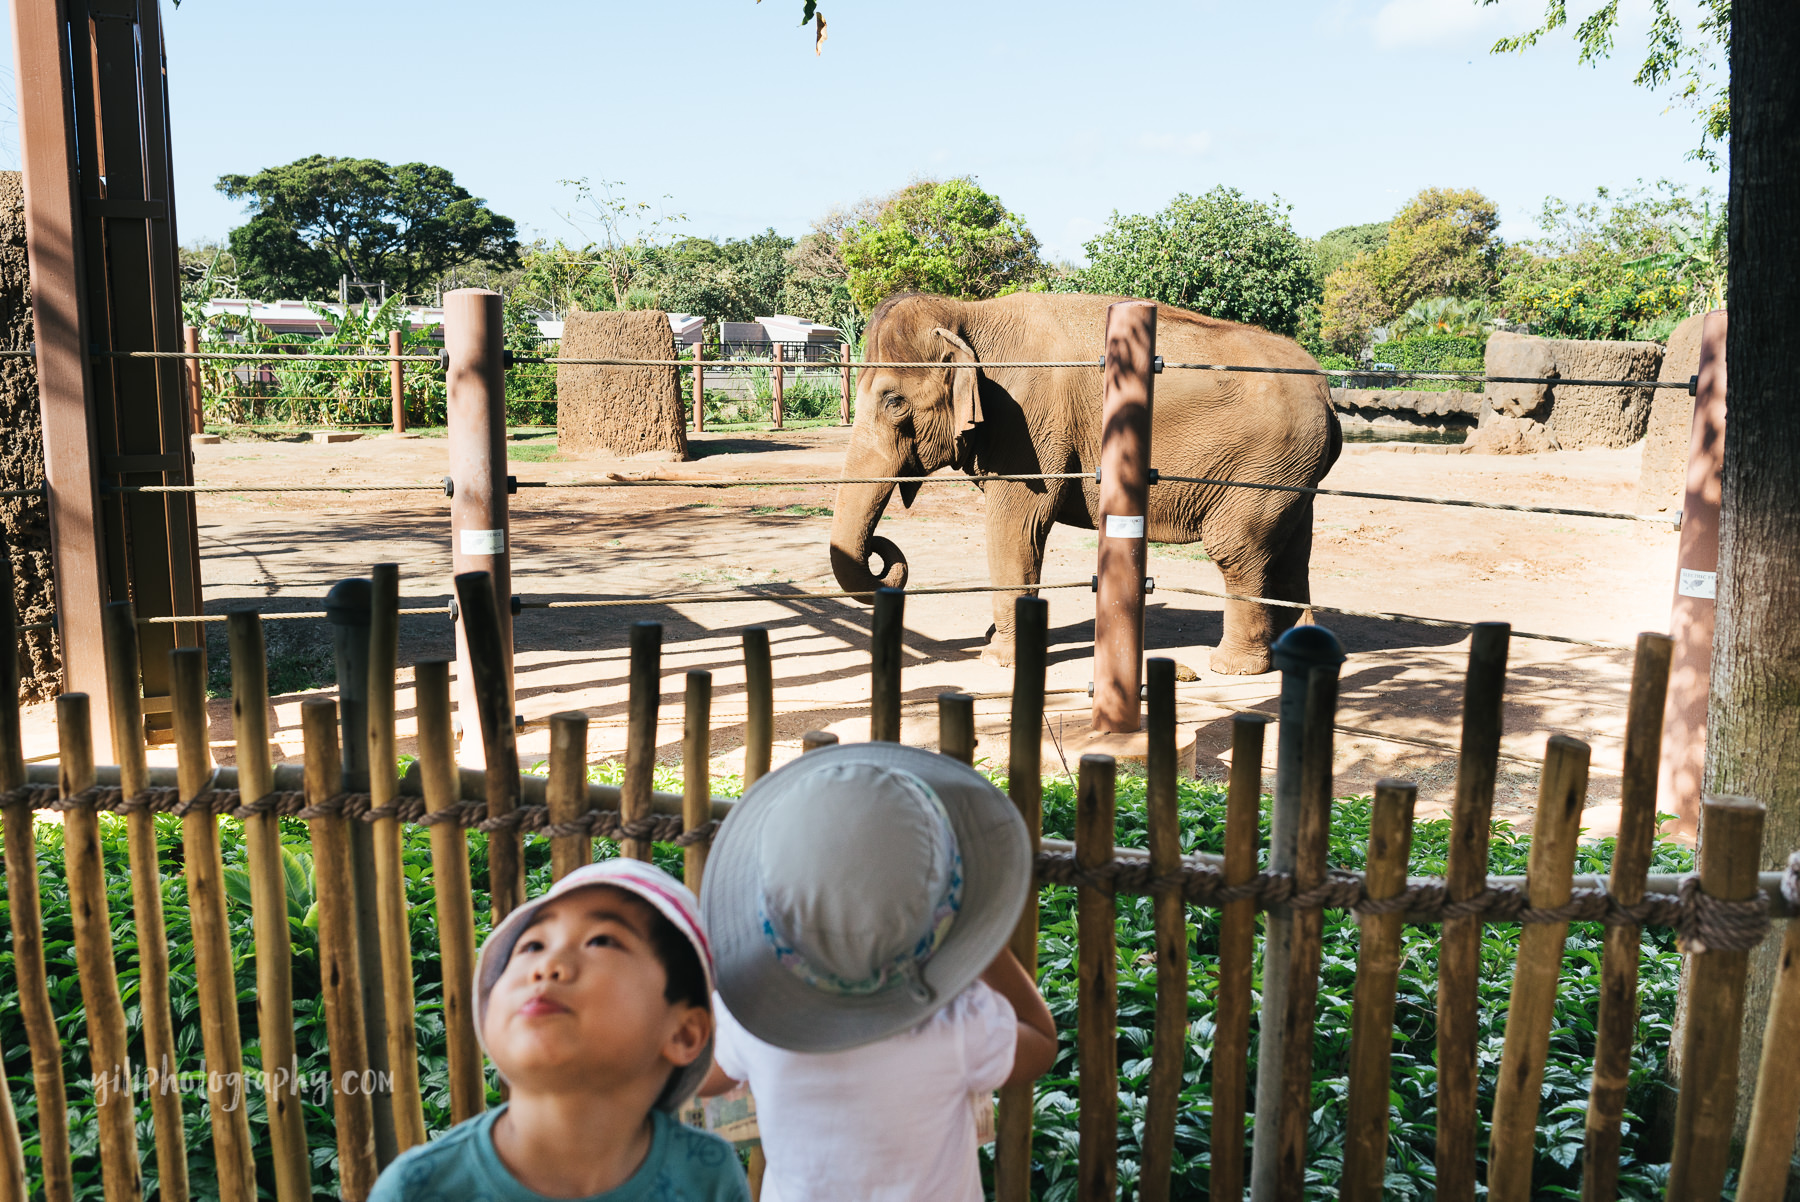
[484,885,710,1098]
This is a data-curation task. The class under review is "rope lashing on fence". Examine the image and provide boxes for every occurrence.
[1153,474,1677,525]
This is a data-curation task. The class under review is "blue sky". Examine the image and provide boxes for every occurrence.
[1,0,1722,263]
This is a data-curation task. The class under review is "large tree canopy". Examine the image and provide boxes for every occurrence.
[1066,187,1320,337]
[216,155,520,300]
[840,179,1042,312]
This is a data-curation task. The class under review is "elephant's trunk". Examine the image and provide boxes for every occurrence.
[829,443,911,594]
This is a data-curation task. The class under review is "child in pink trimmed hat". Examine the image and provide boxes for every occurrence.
[371,859,749,1202]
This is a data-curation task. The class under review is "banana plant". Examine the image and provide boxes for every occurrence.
[1625,202,1727,312]
[221,844,320,934]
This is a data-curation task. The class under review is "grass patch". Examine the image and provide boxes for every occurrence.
[1150,541,1211,562]
[506,441,560,463]
[748,504,834,518]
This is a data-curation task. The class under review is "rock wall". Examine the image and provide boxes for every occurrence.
[555,311,689,460]
[1329,387,1481,433]
[1634,312,1709,512]
[0,173,58,700]
[1469,332,1664,454]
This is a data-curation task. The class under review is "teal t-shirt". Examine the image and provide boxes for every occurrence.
[368,1105,750,1202]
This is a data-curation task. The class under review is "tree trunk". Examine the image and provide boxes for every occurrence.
[1703,0,1800,1136]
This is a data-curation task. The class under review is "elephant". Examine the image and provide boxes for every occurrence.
[827,292,1342,676]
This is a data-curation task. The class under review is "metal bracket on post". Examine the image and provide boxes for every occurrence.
[1092,300,1157,734]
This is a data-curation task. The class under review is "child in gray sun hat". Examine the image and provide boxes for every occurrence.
[698,742,1058,1202]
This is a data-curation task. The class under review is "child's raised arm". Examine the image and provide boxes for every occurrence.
[980,949,1058,1087]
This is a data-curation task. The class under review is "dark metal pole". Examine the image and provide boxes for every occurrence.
[1093,300,1155,733]
[324,577,397,1170]
[871,587,905,741]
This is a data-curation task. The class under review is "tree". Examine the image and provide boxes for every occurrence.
[1484,0,1729,166]
[1311,221,1389,288]
[554,178,688,309]
[1067,186,1319,337]
[217,155,519,300]
[840,178,1042,312]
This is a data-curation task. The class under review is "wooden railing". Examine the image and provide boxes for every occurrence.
[2,576,1799,1202]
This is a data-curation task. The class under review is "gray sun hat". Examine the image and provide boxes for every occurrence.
[701,742,1031,1053]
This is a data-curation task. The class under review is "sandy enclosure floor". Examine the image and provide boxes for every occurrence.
[23,427,1682,837]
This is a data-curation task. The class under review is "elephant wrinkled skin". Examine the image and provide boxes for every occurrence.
[828,292,1341,676]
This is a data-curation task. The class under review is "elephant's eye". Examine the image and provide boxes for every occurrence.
[881,392,907,413]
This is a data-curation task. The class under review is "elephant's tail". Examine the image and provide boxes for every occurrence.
[1323,406,1343,474]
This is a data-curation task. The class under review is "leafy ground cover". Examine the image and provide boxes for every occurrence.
[0,767,1695,1200]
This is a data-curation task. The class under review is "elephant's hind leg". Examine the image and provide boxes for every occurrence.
[1210,505,1313,676]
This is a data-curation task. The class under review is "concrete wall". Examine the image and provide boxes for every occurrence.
[0,172,59,700]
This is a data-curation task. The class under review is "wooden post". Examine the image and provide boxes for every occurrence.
[938,692,975,764]
[839,340,853,424]
[996,595,1048,1202]
[1666,795,1767,1199]
[1092,300,1155,734]
[691,338,705,431]
[771,341,785,429]
[801,730,839,753]
[447,289,513,766]
[227,612,310,1202]
[683,671,713,892]
[415,661,485,1123]
[548,712,592,880]
[743,627,774,786]
[1076,753,1118,1202]
[1210,713,1267,1202]
[302,697,379,1200]
[455,570,524,920]
[102,603,188,1202]
[367,564,425,1153]
[1340,779,1417,1202]
[185,324,203,435]
[389,329,406,434]
[57,692,143,1202]
[1580,632,1673,1202]
[871,587,904,742]
[1488,736,1592,1201]
[0,560,69,1202]
[1739,890,1800,1200]
[1274,661,1342,1198]
[1436,621,1510,1202]
[621,621,661,862]
[1140,657,1186,1202]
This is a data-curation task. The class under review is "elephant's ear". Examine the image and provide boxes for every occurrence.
[932,327,984,435]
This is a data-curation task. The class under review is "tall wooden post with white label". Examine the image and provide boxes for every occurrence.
[1657,308,1727,839]
[1093,301,1156,733]
[447,290,512,761]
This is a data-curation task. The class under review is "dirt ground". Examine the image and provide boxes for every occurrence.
[24,425,1682,838]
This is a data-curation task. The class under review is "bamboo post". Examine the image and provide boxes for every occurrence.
[743,626,773,786]
[548,712,591,880]
[226,612,310,1201]
[1666,795,1768,1199]
[1738,885,1800,1200]
[938,692,975,764]
[302,697,379,1199]
[0,1082,20,1202]
[367,564,425,1153]
[683,671,712,892]
[1252,626,1344,1201]
[1140,657,1185,1202]
[1340,779,1418,1202]
[389,329,405,434]
[839,340,852,424]
[1274,660,1342,1198]
[1210,712,1267,1202]
[454,570,524,919]
[621,621,661,862]
[870,587,904,742]
[415,661,485,1123]
[1076,753,1119,1202]
[693,341,705,432]
[1488,735,1593,1201]
[170,650,256,1202]
[771,341,784,429]
[0,553,69,1202]
[996,594,1048,1202]
[101,602,188,1202]
[1580,632,1673,1202]
[1436,621,1510,1202]
[57,693,143,1202]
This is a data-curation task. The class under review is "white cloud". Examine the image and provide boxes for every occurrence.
[1371,0,1532,49]
[1131,131,1214,157]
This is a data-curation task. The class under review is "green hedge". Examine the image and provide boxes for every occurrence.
[1365,335,1485,392]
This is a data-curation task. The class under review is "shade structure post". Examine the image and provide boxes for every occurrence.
[1092,300,1155,733]
[389,329,406,434]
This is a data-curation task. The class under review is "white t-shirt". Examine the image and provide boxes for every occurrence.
[711,981,1018,1202]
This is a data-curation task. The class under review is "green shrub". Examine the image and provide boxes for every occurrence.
[1365,334,1486,392]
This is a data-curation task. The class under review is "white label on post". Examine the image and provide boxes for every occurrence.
[1104,514,1145,539]
[461,528,506,556]
[1678,568,1716,599]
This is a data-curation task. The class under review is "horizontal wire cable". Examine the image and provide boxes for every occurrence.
[1154,473,1676,524]
[1159,361,1692,388]
[111,472,1087,495]
[518,581,1093,610]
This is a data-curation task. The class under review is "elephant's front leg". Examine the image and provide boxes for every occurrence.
[1211,508,1312,676]
[979,486,1058,667]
